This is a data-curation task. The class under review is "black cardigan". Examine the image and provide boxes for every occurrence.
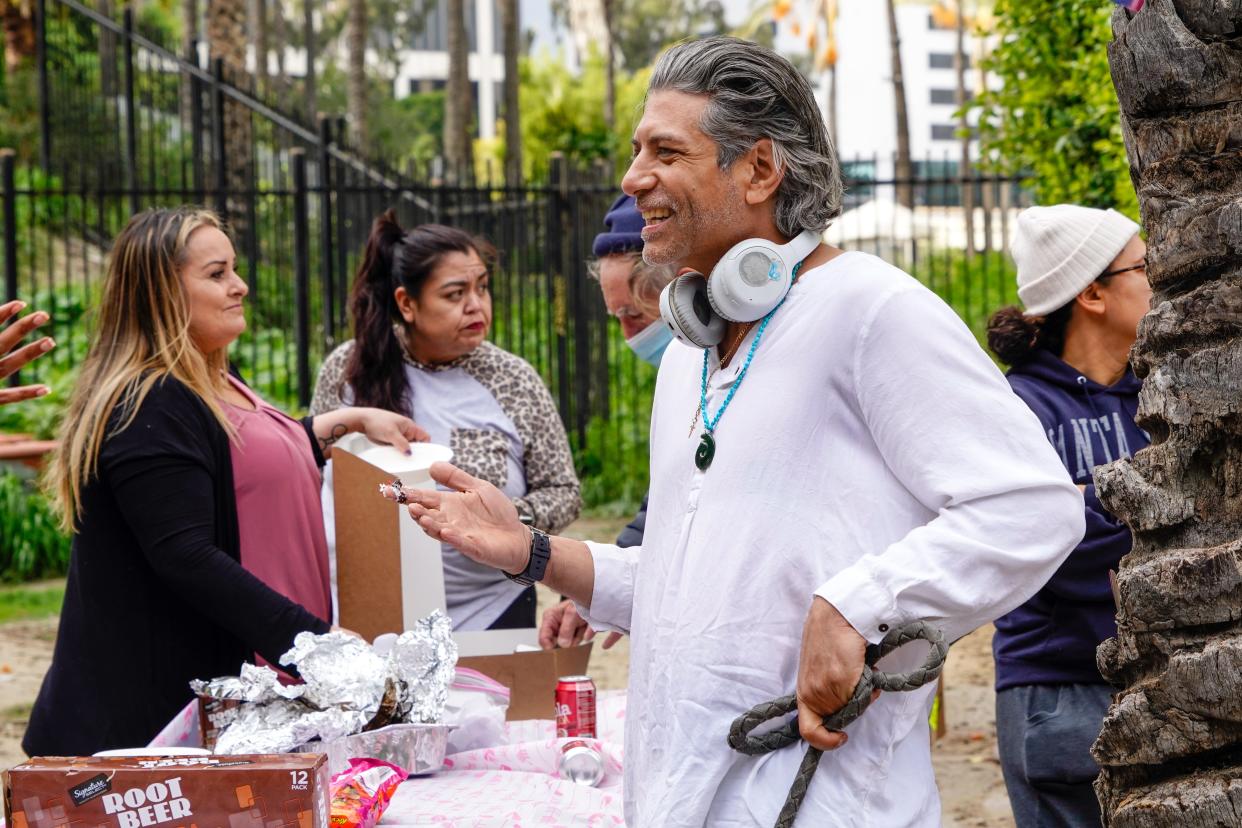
[23,376,331,756]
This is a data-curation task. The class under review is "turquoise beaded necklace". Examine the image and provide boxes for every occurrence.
[694,260,804,471]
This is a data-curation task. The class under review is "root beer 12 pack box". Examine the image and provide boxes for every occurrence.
[4,755,329,828]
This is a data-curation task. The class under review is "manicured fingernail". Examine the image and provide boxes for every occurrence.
[42,338,54,351]
[32,312,48,324]
[405,448,412,455]
[12,301,26,312]
[35,386,49,397]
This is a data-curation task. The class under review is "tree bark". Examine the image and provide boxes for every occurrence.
[271,0,287,90]
[1092,2,1242,825]
[346,0,368,150]
[99,0,117,97]
[500,0,522,184]
[955,0,974,258]
[443,0,473,177]
[884,0,913,208]
[302,0,317,122]
[249,0,268,96]
[180,0,198,131]
[207,0,253,230]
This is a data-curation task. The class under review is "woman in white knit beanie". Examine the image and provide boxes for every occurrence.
[986,204,1150,828]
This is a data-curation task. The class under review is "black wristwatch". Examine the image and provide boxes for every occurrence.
[505,526,551,586]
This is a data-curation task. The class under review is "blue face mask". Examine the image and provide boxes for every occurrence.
[626,320,674,367]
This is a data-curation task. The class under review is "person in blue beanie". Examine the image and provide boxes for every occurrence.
[537,194,676,649]
[987,204,1151,827]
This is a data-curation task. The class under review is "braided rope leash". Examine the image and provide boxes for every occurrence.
[728,621,948,828]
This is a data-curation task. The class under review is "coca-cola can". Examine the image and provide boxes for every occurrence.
[555,675,597,738]
[558,739,604,787]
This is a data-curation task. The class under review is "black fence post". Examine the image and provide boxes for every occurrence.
[2,150,21,388]
[122,8,139,215]
[317,116,336,347]
[35,0,51,173]
[548,153,572,436]
[211,58,228,218]
[291,148,312,409]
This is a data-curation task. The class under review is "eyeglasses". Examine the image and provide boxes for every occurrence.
[609,305,646,322]
[1100,262,1146,279]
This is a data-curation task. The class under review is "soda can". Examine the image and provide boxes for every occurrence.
[559,739,604,787]
[555,675,597,738]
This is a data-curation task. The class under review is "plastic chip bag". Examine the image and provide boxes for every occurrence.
[329,757,406,828]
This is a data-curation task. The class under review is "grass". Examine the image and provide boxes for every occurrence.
[0,581,65,625]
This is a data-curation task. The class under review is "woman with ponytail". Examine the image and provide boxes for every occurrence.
[25,208,424,756]
[312,211,580,632]
[987,205,1151,827]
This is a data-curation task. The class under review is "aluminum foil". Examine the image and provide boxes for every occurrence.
[387,611,457,724]
[191,662,304,704]
[213,701,372,755]
[280,631,388,715]
[200,612,458,754]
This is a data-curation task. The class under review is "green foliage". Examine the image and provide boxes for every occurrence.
[0,63,39,159]
[909,249,1019,356]
[970,0,1138,218]
[549,0,729,71]
[494,50,650,181]
[0,471,72,583]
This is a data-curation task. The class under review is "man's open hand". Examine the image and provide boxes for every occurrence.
[796,596,877,751]
[395,462,531,575]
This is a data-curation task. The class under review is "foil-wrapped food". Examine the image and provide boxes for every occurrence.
[193,610,457,756]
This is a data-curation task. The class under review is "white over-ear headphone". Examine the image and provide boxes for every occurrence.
[658,230,820,349]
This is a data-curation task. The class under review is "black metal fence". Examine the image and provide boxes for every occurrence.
[2,0,1032,506]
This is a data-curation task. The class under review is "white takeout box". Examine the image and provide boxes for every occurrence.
[331,435,591,720]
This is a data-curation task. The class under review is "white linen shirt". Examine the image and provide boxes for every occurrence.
[578,252,1085,827]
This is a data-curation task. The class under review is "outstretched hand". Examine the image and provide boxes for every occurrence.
[385,462,531,575]
[0,300,55,405]
[356,408,429,455]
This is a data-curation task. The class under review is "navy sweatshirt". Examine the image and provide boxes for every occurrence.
[993,348,1147,690]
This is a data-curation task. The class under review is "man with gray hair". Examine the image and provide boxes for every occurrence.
[393,37,1084,825]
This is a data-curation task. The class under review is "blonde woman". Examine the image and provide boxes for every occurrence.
[26,207,423,755]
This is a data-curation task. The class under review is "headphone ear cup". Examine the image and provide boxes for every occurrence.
[706,243,790,323]
[704,269,741,324]
[659,274,725,349]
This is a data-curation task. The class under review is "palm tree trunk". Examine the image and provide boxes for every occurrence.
[955,0,974,259]
[602,0,615,131]
[444,0,473,177]
[884,0,913,208]
[180,0,198,132]
[270,0,287,90]
[1092,2,1242,824]
[253,0,269,97]
[207,0,252,229]
[301,0,317,121]
[346,0,368,150]
[500,0,521,184]
[99,0,117,97]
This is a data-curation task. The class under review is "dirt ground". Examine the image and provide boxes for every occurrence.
[0,514,1015,826]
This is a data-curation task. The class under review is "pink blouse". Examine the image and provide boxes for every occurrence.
[225,376,332,645]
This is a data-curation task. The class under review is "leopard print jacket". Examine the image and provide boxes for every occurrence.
[311,339,581,533]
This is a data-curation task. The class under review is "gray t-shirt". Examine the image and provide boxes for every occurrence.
[313,340,580,630]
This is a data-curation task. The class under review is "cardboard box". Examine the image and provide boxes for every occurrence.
[4,755,329,828]
[331,436,592,720]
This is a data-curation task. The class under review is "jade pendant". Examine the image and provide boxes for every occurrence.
[695,432,716,471]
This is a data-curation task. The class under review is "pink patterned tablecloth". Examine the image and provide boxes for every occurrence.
[382,690,627,827]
